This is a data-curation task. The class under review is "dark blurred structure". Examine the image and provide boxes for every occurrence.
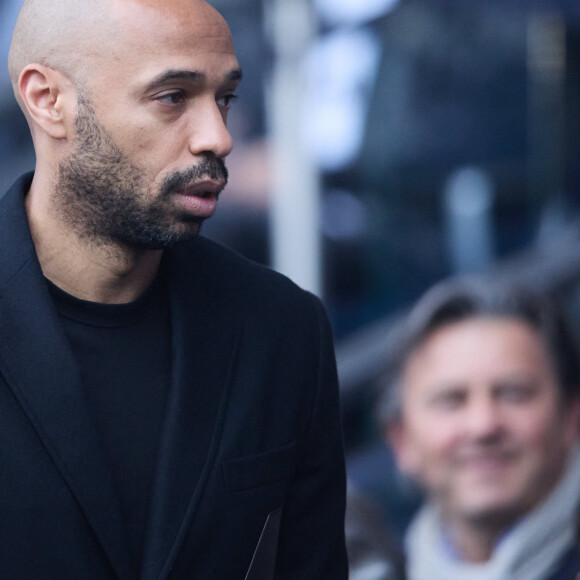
[346,484,406,580]
[0,0,35,194]
[322,1,580,339]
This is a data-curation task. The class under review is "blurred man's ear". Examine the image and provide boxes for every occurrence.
[386,420,420,479]
[18,64,74,140]
[562,396,580,448]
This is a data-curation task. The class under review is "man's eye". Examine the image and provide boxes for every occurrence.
[216,94,238,108]
[429,390,465,411]
[497,383,537,404]
[157,91,186,105]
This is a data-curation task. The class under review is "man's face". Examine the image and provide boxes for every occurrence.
[390,317,580,528]
[56,0,241,249]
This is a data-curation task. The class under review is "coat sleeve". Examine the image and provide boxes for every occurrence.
[274,294,348,579]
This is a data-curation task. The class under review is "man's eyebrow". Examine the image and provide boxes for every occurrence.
[145,68,243,90]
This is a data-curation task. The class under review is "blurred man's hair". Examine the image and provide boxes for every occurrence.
[378,276,580,425]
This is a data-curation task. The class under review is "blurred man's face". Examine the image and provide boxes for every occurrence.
[390,317,580,529]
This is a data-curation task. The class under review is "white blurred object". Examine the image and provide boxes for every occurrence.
[268,0,322,295]
[445,167,495,274]
[304,29,381,171]
[315,0,399,27]
[350,560,394,580]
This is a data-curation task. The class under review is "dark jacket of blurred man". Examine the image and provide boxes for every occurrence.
[0,1,348,578]
[383,277,580,580]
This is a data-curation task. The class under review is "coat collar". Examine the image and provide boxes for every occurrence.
[0,174,135,579]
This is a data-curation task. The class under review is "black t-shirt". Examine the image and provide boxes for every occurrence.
[47,276,171,574]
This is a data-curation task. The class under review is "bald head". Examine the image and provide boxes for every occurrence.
[8,0,229,103]
[8,0,110,93]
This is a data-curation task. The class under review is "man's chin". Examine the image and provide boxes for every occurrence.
[453,494,528,528]
[116,221,204,250]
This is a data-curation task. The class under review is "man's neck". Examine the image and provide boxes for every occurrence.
[446,522,496,563]
[25,181,163,304]
[443,512,513,563]
[41,245,163,304]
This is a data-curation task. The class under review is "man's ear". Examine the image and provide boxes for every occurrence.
[18,64,74,140]
[562,395,580,448]
[386,419,420,479]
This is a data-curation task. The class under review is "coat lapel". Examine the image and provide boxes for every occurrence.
[140,242,243,580]
[0,175,133,580]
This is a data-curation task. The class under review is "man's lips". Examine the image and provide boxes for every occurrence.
[173,179,226,217]
[455,450,518,471]
[176,179,226,198]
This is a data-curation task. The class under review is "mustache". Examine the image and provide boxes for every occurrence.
[161,155,228,195]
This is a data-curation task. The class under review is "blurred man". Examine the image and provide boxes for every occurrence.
[383,277,580,580]
[0,0,347,578]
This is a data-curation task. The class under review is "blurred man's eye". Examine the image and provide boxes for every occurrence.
[497,382,537,404]
[429,389,465,411]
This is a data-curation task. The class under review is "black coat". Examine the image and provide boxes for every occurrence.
[0,174,348,579]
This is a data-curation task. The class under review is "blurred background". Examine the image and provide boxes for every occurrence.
[5,0,580,540]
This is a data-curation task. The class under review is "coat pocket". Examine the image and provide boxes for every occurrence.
[223,441,296,492]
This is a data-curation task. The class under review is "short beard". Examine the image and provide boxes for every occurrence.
[56,95,228,251]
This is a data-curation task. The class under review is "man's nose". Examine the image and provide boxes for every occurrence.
[188,101,233,160]
[465,396,503,440]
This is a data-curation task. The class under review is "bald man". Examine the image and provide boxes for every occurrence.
[0,1,348,578]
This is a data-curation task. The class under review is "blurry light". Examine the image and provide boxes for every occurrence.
[267,0,316,58]
[303,29,381,171]
[349,560,394,580]
[315,0,400,27]
[444,167,495,274]
[446,168,493,216]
